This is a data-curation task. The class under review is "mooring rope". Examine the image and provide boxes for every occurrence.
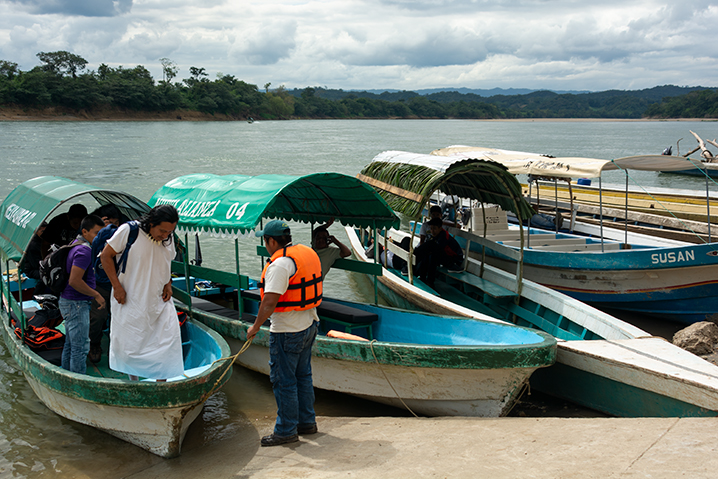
[195,337,254,404]
[369,339,419,418]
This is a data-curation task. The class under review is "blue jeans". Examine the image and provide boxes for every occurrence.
[59,297,91,374]
[268,322,318,437]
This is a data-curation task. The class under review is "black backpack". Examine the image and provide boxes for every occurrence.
[38,243,78,295]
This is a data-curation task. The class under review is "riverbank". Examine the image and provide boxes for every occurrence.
[1,105,714,122]
[0,105,245,121]
[65,415,718,478]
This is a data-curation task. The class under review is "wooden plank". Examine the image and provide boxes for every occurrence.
[448,227,522,261]
[443,270,516,299]
[356,174,424,203]
[500,238,587,247]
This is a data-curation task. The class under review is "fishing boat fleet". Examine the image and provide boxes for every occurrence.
[3,139,718,457]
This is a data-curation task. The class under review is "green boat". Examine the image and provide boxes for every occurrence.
[150,172,557,417]
[0,177,233,457]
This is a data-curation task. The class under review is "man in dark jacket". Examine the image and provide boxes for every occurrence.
[414,218,464,287]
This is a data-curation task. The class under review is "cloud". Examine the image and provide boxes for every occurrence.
[8,0,132,17]
[0,0,716,92]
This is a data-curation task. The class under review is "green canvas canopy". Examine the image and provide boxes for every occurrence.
[147,173,400,236]
[0,176,150,263]
[358,151,535,221]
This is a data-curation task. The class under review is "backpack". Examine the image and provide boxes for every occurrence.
[38,243,78,295]
[93,221,140,281]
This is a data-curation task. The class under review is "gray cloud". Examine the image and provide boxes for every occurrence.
[8,0,132,17]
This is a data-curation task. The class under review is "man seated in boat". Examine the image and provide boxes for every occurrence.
[414,218,464,287]
[419,205,456,245]
[312,219,351,278]
[365,237,409,273]
[19,221,47,284]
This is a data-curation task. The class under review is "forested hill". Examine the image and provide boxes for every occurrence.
[1,52,717,120]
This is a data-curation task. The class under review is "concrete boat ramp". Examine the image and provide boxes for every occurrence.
[85,415,716,478]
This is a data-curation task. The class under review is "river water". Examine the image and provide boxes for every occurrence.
[0,119,716,476]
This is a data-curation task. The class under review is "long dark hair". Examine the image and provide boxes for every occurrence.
[139,205,179,246]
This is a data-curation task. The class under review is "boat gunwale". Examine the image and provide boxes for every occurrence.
[0,307,233,409]
[176,302,557,371]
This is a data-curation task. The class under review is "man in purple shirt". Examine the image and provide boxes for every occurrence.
[59,215,106,374]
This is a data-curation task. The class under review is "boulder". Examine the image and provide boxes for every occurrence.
[673,321,718,356]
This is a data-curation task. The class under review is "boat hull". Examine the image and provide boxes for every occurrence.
[231,338,535,417]
[484,246,718,324]
[0,310,232,458]
[25,375,203,457]
[185,299,555,418]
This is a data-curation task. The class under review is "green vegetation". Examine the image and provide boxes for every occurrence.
[1,52,716,120]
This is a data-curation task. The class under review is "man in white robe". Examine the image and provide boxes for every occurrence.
[100,205,183,380]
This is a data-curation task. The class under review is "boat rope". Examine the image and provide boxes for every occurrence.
[611,161,718,247]
[369,339,419,418]
[195,337,254,404]
[504,381,531,416]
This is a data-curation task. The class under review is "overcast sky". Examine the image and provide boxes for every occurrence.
[1,0,715,92]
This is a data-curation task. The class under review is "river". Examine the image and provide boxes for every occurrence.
[0,119,715,476]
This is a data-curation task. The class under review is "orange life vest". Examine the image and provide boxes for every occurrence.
[260,244,323,312]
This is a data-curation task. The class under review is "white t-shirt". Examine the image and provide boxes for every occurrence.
[264,256,319,333]
[419,221,431,238]
[314,246,342,278]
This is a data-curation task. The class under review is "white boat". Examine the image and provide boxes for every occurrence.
[351,151,718,417]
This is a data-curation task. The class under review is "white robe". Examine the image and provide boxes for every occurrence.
[107,224,184,379]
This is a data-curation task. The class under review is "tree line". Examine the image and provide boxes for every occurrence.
[1,51,716,120]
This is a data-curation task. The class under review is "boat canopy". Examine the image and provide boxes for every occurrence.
[431,146,714,179]
[148,173,401,237]
[358,151,535,220]
[0,176,150,263]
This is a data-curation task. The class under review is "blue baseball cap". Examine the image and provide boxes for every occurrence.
[255,219,291,237]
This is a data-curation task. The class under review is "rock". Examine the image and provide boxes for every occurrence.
[673,321,718,356]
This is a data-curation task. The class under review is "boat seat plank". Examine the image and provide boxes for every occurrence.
[442,270,517,299]
[525,242,622,252]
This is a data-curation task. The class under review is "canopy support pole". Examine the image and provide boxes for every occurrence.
[625,172,629,245]
[554,179,559,232]
[706,167,712,243]
[235,238,243,315]
[408,219,417,286]
[599,176,604,253]
[372,222,378,304]
[183,234,193,316]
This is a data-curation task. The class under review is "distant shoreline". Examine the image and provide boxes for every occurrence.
[1,106,715,122]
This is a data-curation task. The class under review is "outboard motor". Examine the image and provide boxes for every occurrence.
[662,146,672,156]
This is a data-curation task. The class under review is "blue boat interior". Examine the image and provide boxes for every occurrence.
[233,290,549,347]
[13,300,223,381]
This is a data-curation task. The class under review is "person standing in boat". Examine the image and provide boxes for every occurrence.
[87,204,123,364]
[59,215,106,374]
[41,204,88,258]
[312,219,351,278]
[100,205,183,381]
[247,220,322,447]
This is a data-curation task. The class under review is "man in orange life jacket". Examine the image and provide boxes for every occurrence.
[247,220,323,447]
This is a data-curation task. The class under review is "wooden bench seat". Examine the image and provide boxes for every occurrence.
[242,289,377,339]
[441,269,517,300]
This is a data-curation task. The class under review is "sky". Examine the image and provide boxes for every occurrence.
[0,0,716,92]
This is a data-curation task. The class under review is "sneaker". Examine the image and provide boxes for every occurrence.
[88,346,102,364]
[400,266,409,276]
[261,433,299,447]
[298,423,318,435]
